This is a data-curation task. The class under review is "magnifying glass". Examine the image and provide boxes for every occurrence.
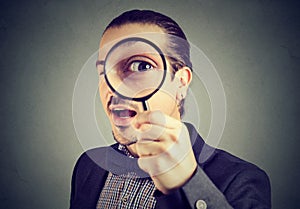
[102,37,167,111]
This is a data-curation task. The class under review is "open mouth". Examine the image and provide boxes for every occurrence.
[110,106,137,127]
[112,108,137,118]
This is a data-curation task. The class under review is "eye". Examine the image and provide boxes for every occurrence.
[128,61,154,72]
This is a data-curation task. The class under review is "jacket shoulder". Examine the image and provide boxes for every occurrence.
[70,148,109,209]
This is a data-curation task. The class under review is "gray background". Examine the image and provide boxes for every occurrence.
[1,0,299,208]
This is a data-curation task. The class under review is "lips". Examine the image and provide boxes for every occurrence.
[110,105,137,127]
[112,108,137,118]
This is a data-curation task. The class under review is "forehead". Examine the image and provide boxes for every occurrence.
[98,24,168,60]
[100,23,165,46]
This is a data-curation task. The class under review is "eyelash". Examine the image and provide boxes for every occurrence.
[97,56,157,76]
[123,56,157,71]
[124,60,154,72]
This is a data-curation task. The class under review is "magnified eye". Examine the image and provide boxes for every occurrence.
[128,61,154,72]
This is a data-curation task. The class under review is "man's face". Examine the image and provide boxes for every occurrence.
[97,23,190,146]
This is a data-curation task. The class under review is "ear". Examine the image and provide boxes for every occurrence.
[174,66,192,100]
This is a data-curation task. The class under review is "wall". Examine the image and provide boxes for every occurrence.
[0,0,299,208]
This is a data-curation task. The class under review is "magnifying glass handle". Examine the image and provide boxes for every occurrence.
[142,100,149,111]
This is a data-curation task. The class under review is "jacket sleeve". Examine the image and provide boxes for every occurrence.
[70,153,95,209]
[70,153,82,209]
[182,165,233,208]
[182,165,271,209]
[69,152,108,209]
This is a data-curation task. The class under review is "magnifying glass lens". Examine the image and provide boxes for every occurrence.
[104,39,166,100]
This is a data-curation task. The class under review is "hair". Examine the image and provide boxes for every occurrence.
[104,9,192,117]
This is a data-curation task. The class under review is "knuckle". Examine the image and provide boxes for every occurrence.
[148,110,163,121]
[159,145,168,153]
[140,123,152,132]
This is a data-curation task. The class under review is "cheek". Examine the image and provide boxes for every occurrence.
[147,76,180,116]
[148,88,178,117]
[99,79,110,110]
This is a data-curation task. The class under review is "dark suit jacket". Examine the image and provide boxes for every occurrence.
[70,123,271,209]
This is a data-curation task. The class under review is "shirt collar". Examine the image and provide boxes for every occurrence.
[117,143,135,158]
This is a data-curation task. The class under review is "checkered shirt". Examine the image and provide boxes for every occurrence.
[96,144,156,209]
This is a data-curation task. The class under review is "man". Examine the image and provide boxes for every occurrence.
[70,10,271,209]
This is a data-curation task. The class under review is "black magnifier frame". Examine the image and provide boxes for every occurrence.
[103,37,167,110]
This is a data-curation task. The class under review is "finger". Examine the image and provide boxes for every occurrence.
[137,146,194,177]
[139,123,191,157]
[137,141,194,176]
[136,126,186,155]
[137,152,178,176]
[135,140,165,157]
[135,110,182,129]
[136,125,176,157]
[137,123,177,142]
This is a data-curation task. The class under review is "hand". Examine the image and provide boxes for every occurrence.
[132,110,197,194]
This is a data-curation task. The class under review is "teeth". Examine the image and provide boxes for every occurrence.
[111,108,137,118]
[113,108,126,111]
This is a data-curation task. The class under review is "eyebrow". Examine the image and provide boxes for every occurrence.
[96,60,105,66]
